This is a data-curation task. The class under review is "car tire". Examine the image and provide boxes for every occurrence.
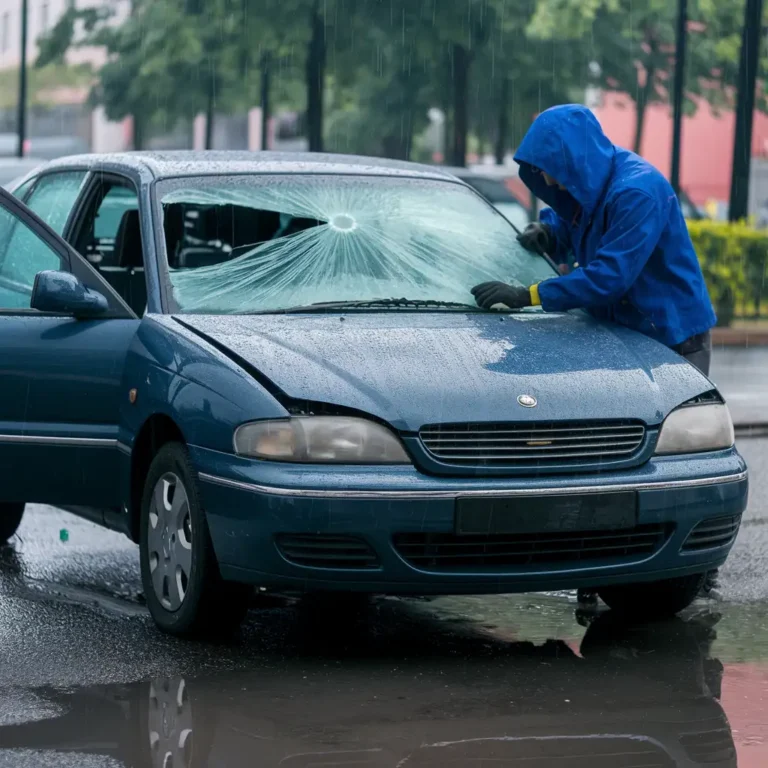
[139,442,250,638]
[0,503,25,543]
[597,572,707,619]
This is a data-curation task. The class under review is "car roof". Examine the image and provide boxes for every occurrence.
[43,150,465,184]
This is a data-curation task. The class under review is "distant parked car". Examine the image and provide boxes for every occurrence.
[678,189,706,220]
[0,157,44,190]
[442,166,531,231]
[0,133,89,161]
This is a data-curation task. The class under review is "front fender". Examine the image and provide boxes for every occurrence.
[118,315,288,453]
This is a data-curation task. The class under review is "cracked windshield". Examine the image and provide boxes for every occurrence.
[0,0,767,766]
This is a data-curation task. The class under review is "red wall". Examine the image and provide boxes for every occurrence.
[593,91,768,206]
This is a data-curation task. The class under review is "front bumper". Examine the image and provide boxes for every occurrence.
[191,446,748,593]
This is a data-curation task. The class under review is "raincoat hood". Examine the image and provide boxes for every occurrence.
[514,105,615,218]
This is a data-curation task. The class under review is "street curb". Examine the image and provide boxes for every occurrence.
[735,423,768,438]
[712,327,768,347]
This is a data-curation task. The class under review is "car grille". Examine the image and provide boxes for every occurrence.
[276,534,379,569]
[682,515,742,552]
[419,420,646,467]
[393,524,671,571]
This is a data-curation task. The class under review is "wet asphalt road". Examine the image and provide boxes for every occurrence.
[0,439,767,766]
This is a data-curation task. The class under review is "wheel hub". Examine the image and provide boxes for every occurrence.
[147,473,193,611]
[148,678,193,768]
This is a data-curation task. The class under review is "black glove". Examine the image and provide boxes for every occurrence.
[471,282,532,310]
[517,222,553,255]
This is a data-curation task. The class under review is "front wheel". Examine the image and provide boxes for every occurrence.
[139,443,251,638]
[0,503,25,543]
[597,572,706,619]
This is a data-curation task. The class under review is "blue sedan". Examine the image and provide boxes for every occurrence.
[0,152,747,637]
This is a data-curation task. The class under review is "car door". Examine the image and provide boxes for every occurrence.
[0,186,140,514]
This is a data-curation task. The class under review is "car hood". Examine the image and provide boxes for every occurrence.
[175,311,713,432]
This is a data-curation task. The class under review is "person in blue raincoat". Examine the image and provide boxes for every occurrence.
[472,104,719,599]
[471,104,717,376]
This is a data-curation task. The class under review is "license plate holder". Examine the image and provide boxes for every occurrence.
[455,492,638,535]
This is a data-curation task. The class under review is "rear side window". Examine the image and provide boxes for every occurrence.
[23,171,87,235]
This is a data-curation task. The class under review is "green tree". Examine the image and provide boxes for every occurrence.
[527,0,747,155]
[469,15,589,163]
[37,0,244,149]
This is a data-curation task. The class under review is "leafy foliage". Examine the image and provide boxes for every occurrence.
[32,0,763,163]
[686,219,765,325]
[528,0,757,152]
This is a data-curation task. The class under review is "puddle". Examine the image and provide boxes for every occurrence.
[0,601,759,767]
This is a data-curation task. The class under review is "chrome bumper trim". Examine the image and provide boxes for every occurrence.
[0,434,117,448]
[198,469,748,501]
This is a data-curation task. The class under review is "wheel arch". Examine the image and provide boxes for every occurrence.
[128,413,186,543]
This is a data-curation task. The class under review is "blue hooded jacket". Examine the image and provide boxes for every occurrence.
[514,104,716,348]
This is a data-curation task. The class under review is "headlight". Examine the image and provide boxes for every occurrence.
[233,416,410,463]
[655,403,734,455]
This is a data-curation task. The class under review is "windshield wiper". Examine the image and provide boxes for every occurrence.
[254,298,492,314]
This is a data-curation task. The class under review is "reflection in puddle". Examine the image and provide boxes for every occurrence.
[0,598,743,767]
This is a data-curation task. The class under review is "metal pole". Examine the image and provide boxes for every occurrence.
[728,0,764,221]
[670,0,687,195]
[260,52,270,151]
[16,0,28,158]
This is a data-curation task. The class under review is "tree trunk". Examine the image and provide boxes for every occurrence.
[132,113,145,151]
[451,43,470,166]
[260,52,271,151]
[382,132,411,160]
[494,76,509,165]
[306,0,325,152]
[205,69,215,150]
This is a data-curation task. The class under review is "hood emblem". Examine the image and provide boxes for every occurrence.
[517,394,537,408]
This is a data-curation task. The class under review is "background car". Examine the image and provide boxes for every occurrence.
[441,166,532,231]
[0,151,747,638]
[0,133,89,161]
[0,157,45,190]
[678,188,707,220]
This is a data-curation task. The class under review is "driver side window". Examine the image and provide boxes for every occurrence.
[0,205,65,310]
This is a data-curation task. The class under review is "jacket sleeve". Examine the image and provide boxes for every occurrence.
[539,207,572,263]
[537,189,669,311]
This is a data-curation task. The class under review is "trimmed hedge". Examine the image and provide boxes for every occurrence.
[687,219,768,326]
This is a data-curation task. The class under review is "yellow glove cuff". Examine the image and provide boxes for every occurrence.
[529,283,541,306]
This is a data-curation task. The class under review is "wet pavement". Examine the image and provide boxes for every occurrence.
[711,347,768,427]
[0,438,767,766]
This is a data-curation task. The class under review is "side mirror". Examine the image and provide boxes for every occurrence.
[31,270,109,319]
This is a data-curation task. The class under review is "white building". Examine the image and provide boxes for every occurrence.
[0,0,129,71]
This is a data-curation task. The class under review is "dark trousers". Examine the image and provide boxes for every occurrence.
[672,330,712,376]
